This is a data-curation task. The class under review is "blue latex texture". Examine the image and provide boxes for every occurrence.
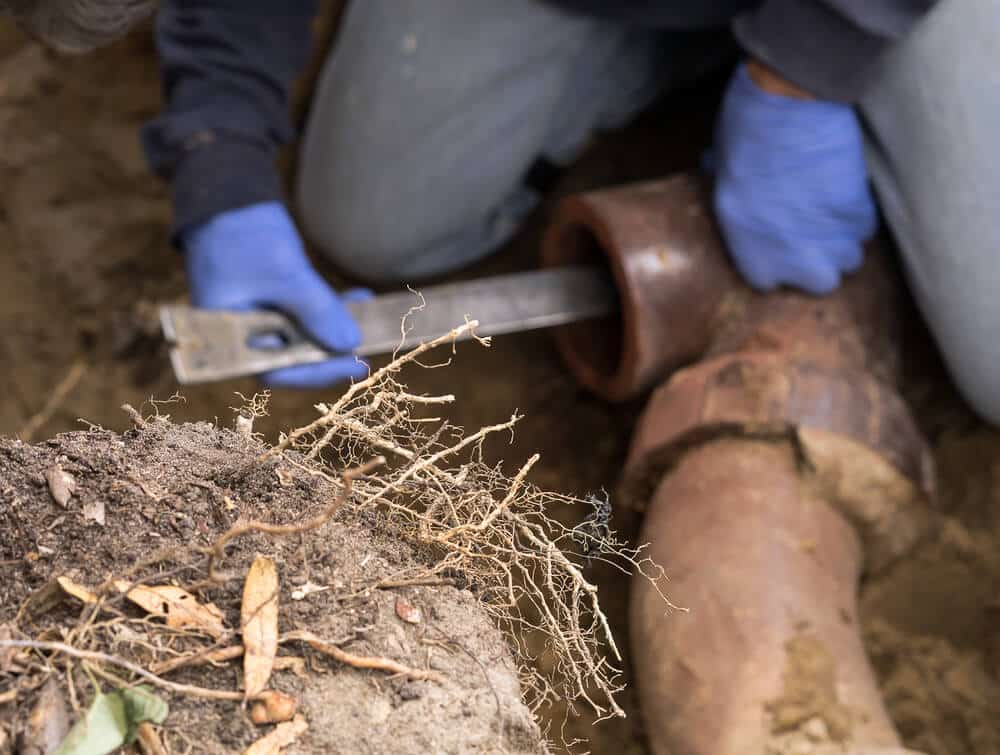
[182,201,370,388]
[712,64,877,295]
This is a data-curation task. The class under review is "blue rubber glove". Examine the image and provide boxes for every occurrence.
[711,63,877,295]
[182,201,370,388]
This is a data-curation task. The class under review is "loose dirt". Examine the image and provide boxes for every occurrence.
[0,420,542,753]
[0,9,997,755]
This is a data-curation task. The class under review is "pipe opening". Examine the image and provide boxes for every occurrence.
[553,225,623,382]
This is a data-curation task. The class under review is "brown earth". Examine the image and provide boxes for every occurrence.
[0,420,542,753]
[0,9,997,755]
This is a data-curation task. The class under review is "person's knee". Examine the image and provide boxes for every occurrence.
[297,191,413,285]
[942,345,1000,427]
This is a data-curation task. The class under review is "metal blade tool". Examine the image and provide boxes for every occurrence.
[160,266,616,384]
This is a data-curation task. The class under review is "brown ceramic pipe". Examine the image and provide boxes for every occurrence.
[631,438,909,754]
[541,173,739,402]
[622,282,934,754]
[544,173,935,753]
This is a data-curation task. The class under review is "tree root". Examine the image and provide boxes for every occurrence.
[194,457,385,585]
[282,630,445,683]
[0,640,259,702]
[151,632,445,684]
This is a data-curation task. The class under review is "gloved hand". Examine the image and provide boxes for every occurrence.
[711,62,877,295]
[182,201,370,388]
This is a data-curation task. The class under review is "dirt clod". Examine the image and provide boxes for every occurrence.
[767,635,853,743]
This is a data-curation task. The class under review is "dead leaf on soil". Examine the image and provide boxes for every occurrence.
[23,677,69,755]
[114,581,227,639]
[242,715,308,755]
[249,691,298,725]
[82,499,106,526]
[395,596,423,625]
[45,466,76,508]
[0,689,16,705]
[21,578,68,618]
[242,556,279,698]
[19,573,101,620]
[56,577,98,605]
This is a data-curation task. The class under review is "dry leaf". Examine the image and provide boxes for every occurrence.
[82,500,106,526]
[56,577,98,604]
[395,596,423,625]
[242,715,307,755]
[242,556,279,698]
[249,691,298,725]
[22,579,66,618]
[22,677,69,754]
[115,581,227,639]
[0,690,15,705]
[45,466,76,508]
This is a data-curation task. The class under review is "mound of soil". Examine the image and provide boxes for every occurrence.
[0,419,542,753]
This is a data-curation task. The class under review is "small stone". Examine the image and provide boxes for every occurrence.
[397,683,422,701]
[395,596,422,625]
[249,691,298,725]
[802,717,829,742]
[82,499,106,526]
[45,466,75,508]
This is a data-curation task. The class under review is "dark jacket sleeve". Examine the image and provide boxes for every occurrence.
[141,0,319,238]
[733,0,938,102]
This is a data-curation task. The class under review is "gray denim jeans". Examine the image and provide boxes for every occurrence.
[296,0,1000,424]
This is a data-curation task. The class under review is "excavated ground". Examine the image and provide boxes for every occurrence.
[0,10,996,755]
[0,421,541,753]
